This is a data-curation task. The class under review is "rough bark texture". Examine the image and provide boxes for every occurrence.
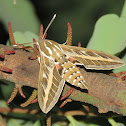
[0,44,126,115]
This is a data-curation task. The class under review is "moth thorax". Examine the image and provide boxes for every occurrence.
[58,55,67,64]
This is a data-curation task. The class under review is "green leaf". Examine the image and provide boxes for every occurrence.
[7,119,21,126]
[0,100,8,108]
[87,14,126,55]
[0,80,15,100]
[66,115,85,126]
[34,120,41,126]
[21,121,34,126]
[52,124,61,126]
[7,119,35,126]
[87,124,100,126]
[108,118,125,126]
[0,0,40,34]
[68,121,85,126]
[7,31,39,47]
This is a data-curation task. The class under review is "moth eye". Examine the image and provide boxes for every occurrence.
[55,59,57,62]
[63,54,67,57]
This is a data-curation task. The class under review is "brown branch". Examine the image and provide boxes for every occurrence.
[0,44,126,116]
[63,69,126,115]
[0,44,38,88]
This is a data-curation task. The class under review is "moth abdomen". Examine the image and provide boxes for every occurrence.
[57,56,88,89]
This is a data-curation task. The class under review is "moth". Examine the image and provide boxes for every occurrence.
[14,14,125,114]
[36,39,125,113]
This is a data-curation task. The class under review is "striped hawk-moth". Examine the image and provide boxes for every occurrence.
[36,38,124,113]
[14,15,125,114]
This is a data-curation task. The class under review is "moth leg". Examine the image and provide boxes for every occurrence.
[7,84,26,104]
[20,89,37,107]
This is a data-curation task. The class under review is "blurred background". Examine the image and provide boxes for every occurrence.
[0,0,125,126]
[0,0,124,47]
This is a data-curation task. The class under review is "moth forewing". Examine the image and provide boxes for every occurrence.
[61,44,125,70]
[38,52,65,113]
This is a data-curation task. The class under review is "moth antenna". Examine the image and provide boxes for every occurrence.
[13,14,56,47]
[42,14,56,39]
[13,42,37,47]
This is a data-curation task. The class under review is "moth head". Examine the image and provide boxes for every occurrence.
[36,39,46,49]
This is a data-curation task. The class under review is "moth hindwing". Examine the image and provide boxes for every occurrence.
[37,39,125,113]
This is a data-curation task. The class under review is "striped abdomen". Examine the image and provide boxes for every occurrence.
[57,55,88,89]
